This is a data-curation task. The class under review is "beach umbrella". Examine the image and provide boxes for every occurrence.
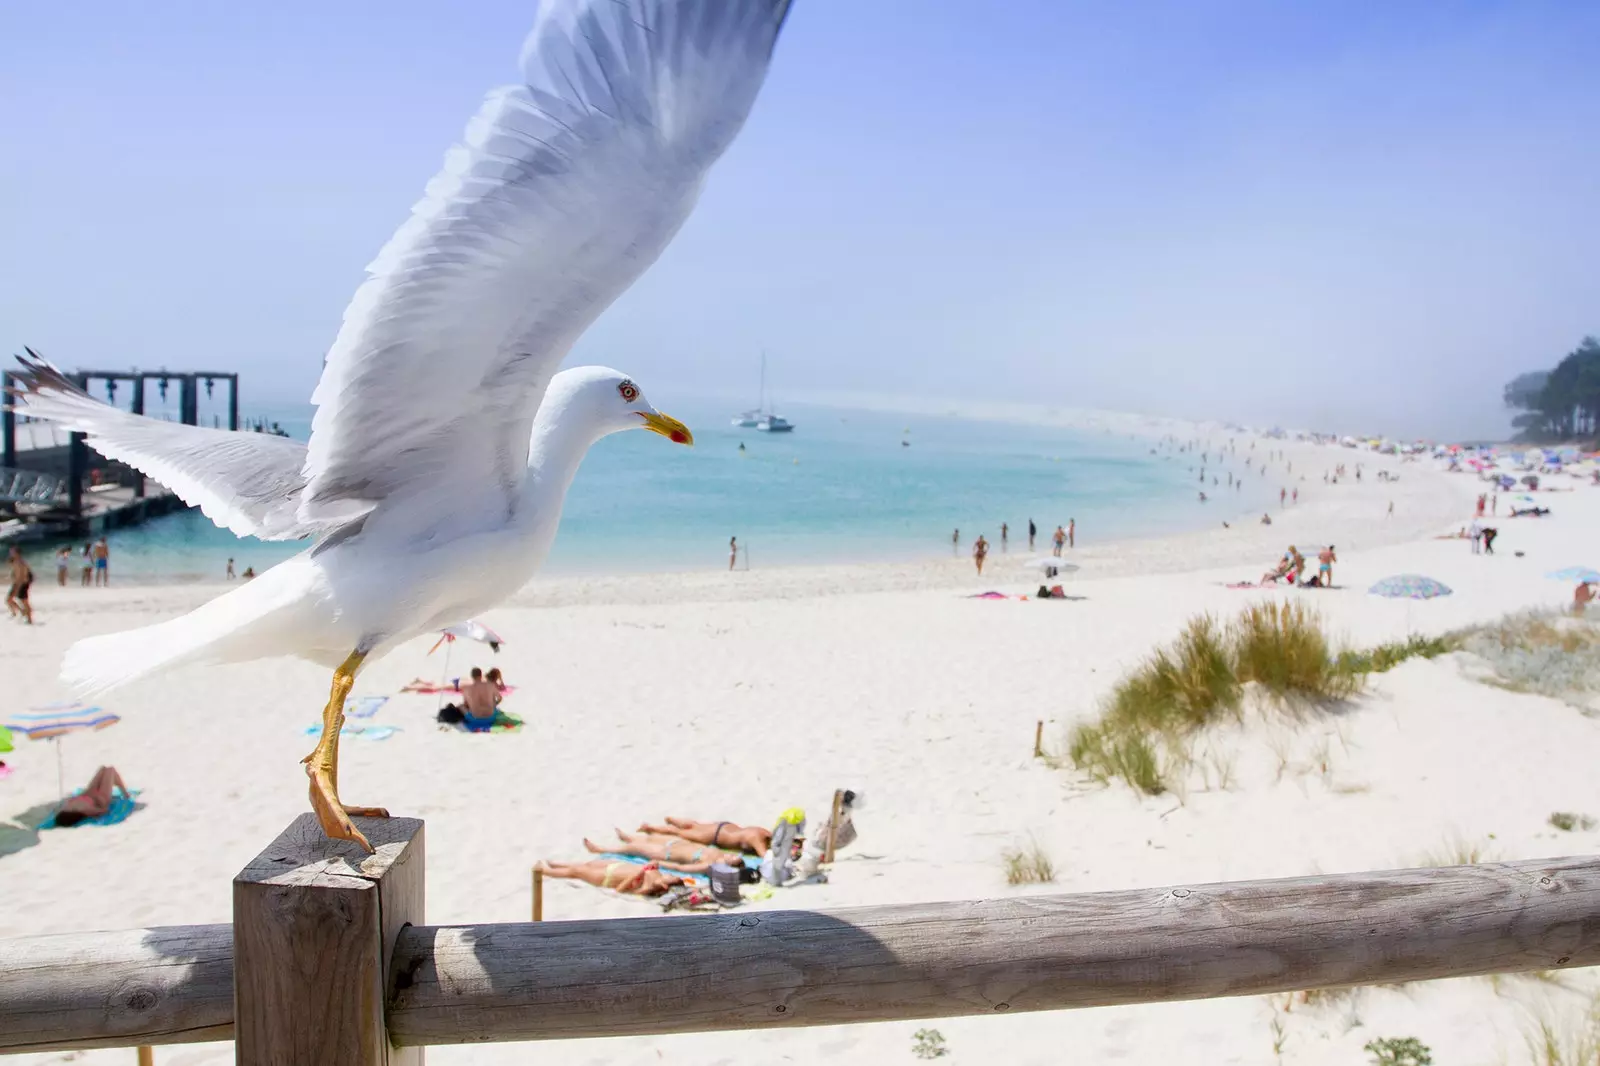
[1368,575,1452,600]
[1547,567,1600,584]
[429,620,503,654]
[1,703,120,797]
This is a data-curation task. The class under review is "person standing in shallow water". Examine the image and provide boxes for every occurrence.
[1000,523,1008,552]
[728,536,738,571]
[1027,519,1036,551]
[1067,518,1075,549]
[952,528,959,554]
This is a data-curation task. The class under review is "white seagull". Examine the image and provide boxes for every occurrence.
[10,0,793,852]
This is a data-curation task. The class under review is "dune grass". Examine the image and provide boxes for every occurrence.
[1336,633,1455,676]
[1001,837,1056,885]
[1456,611,1600,701]
[1549,811,1597,832]
[1069,605,1361,792]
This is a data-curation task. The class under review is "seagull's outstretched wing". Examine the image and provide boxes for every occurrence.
[299,0,792,525]
[6,354,330,540]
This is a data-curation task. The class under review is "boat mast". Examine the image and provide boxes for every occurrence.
[760,350,767,415]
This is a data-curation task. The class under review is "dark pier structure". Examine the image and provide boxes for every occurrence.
[0,367,240,540]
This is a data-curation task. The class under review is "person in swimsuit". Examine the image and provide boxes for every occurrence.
[55,546,70,586]
[53,766,130,826]
[80,542,93,586]
[592,829,743,869]
[1317,545,1336,587]
[459,667,501,731]
[636,817,772,854]
[6,547,33,624]
[972,534,988,575]
[534,858,694,897]
[92,537,110,586]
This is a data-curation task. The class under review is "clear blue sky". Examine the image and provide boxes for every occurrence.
[3,1,1595,440]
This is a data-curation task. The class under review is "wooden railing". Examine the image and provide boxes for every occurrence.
[3,815,1599,1063]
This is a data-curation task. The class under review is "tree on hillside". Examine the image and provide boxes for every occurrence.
[1503,337,1600,442]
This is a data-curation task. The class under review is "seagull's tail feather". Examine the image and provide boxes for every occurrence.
[60,556,317,697]
[61,614,223,698]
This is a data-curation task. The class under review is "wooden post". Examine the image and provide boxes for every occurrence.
[823,789,844,865]
[531,869,543,922]
[233,814,425,1066]
[1033,720,1044,758]
[136,1047,154,1066]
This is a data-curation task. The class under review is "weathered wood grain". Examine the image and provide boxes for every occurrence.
[387,857,1600,1045]
[233,813,423,1066]
[7,853,1600,1053]
[0,923,233,1053]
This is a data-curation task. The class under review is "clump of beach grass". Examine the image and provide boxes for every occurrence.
[1232,600,1361,703]
[1337,633,1456,676]
[1001,837,1056,885]
[1523,993,1600,1066]
[1549,812,1597,833]
[1416,834,1494,869]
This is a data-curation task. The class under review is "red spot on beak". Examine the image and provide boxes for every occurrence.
[670,430,687,443]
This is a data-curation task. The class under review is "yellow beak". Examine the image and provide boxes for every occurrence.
[639,410,694,446]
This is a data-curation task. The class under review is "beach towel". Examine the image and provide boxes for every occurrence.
[403,682,518,696]
[40,787,140,830]
[303,722,402,741]
[344,695,389,719]
[968,591,1010,600]
[456,710,523,734]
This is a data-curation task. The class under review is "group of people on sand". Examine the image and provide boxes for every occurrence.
[960,518,1075,576]
[50,538,111,587]
[538,817,772,898]
[433,666,510,731]
[1259,544,1336,587]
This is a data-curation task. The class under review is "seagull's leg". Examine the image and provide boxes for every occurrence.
[302,649,390,853]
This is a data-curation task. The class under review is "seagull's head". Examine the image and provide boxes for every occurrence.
[549,366,693,446]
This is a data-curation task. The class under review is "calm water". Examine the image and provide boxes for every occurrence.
[66,400,1273,582]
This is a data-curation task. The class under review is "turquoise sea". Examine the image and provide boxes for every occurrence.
[82,400,1275,582]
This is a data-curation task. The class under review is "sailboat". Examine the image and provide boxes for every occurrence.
[732,351,795,431]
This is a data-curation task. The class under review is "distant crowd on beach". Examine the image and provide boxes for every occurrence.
[957,517,1075,576]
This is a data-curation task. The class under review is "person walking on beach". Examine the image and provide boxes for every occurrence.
[1067,518,1076,549]
[227,557,236,579]
[80,542,93,586]
[1318,545,1336,587]
[728,536,738,571]
[1052,525,1066,557]
[1000,523,1008,552]
[7,547,33,624]
[1279,487,1286,507]
[1386,500,1393,519]
[972,534,989,576]
[92,537,109,586]
[1027,519,1036,551]
[55,545,70,586]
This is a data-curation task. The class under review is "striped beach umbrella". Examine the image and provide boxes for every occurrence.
[1368,575,1453,600]
[1547,567,1600,584]
[1,703,120,797]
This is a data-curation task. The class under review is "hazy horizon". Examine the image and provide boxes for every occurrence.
[3,1,1595,442]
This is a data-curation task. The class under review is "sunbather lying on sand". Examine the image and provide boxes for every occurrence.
[535,858,695,897]
[590,830,743,870]
[54,766,129,827]
[636,816,772,854]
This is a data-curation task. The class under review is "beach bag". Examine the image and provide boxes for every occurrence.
[708,862,743,905]
[436,704,464,725]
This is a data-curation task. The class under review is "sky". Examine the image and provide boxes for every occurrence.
[2,1,1595,441]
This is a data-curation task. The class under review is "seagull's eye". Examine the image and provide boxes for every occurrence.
[617,380,639,403]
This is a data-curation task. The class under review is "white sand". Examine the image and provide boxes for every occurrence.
[5,435,1599,1065]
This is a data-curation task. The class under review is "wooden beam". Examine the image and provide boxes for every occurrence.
[233,814,424,1066]
[0,923,233,1053]
[388,856,1600,1045]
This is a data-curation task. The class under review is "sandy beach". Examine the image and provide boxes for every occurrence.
[5,432,1599,1065]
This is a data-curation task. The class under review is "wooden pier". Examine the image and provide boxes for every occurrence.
[0,366,240,540]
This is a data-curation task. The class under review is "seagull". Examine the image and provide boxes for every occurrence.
[9,0,793,852]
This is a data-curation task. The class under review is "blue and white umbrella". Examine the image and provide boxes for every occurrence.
[1368,575,1453,600]
[1,703,120,797]
[1548,567,1600,584]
